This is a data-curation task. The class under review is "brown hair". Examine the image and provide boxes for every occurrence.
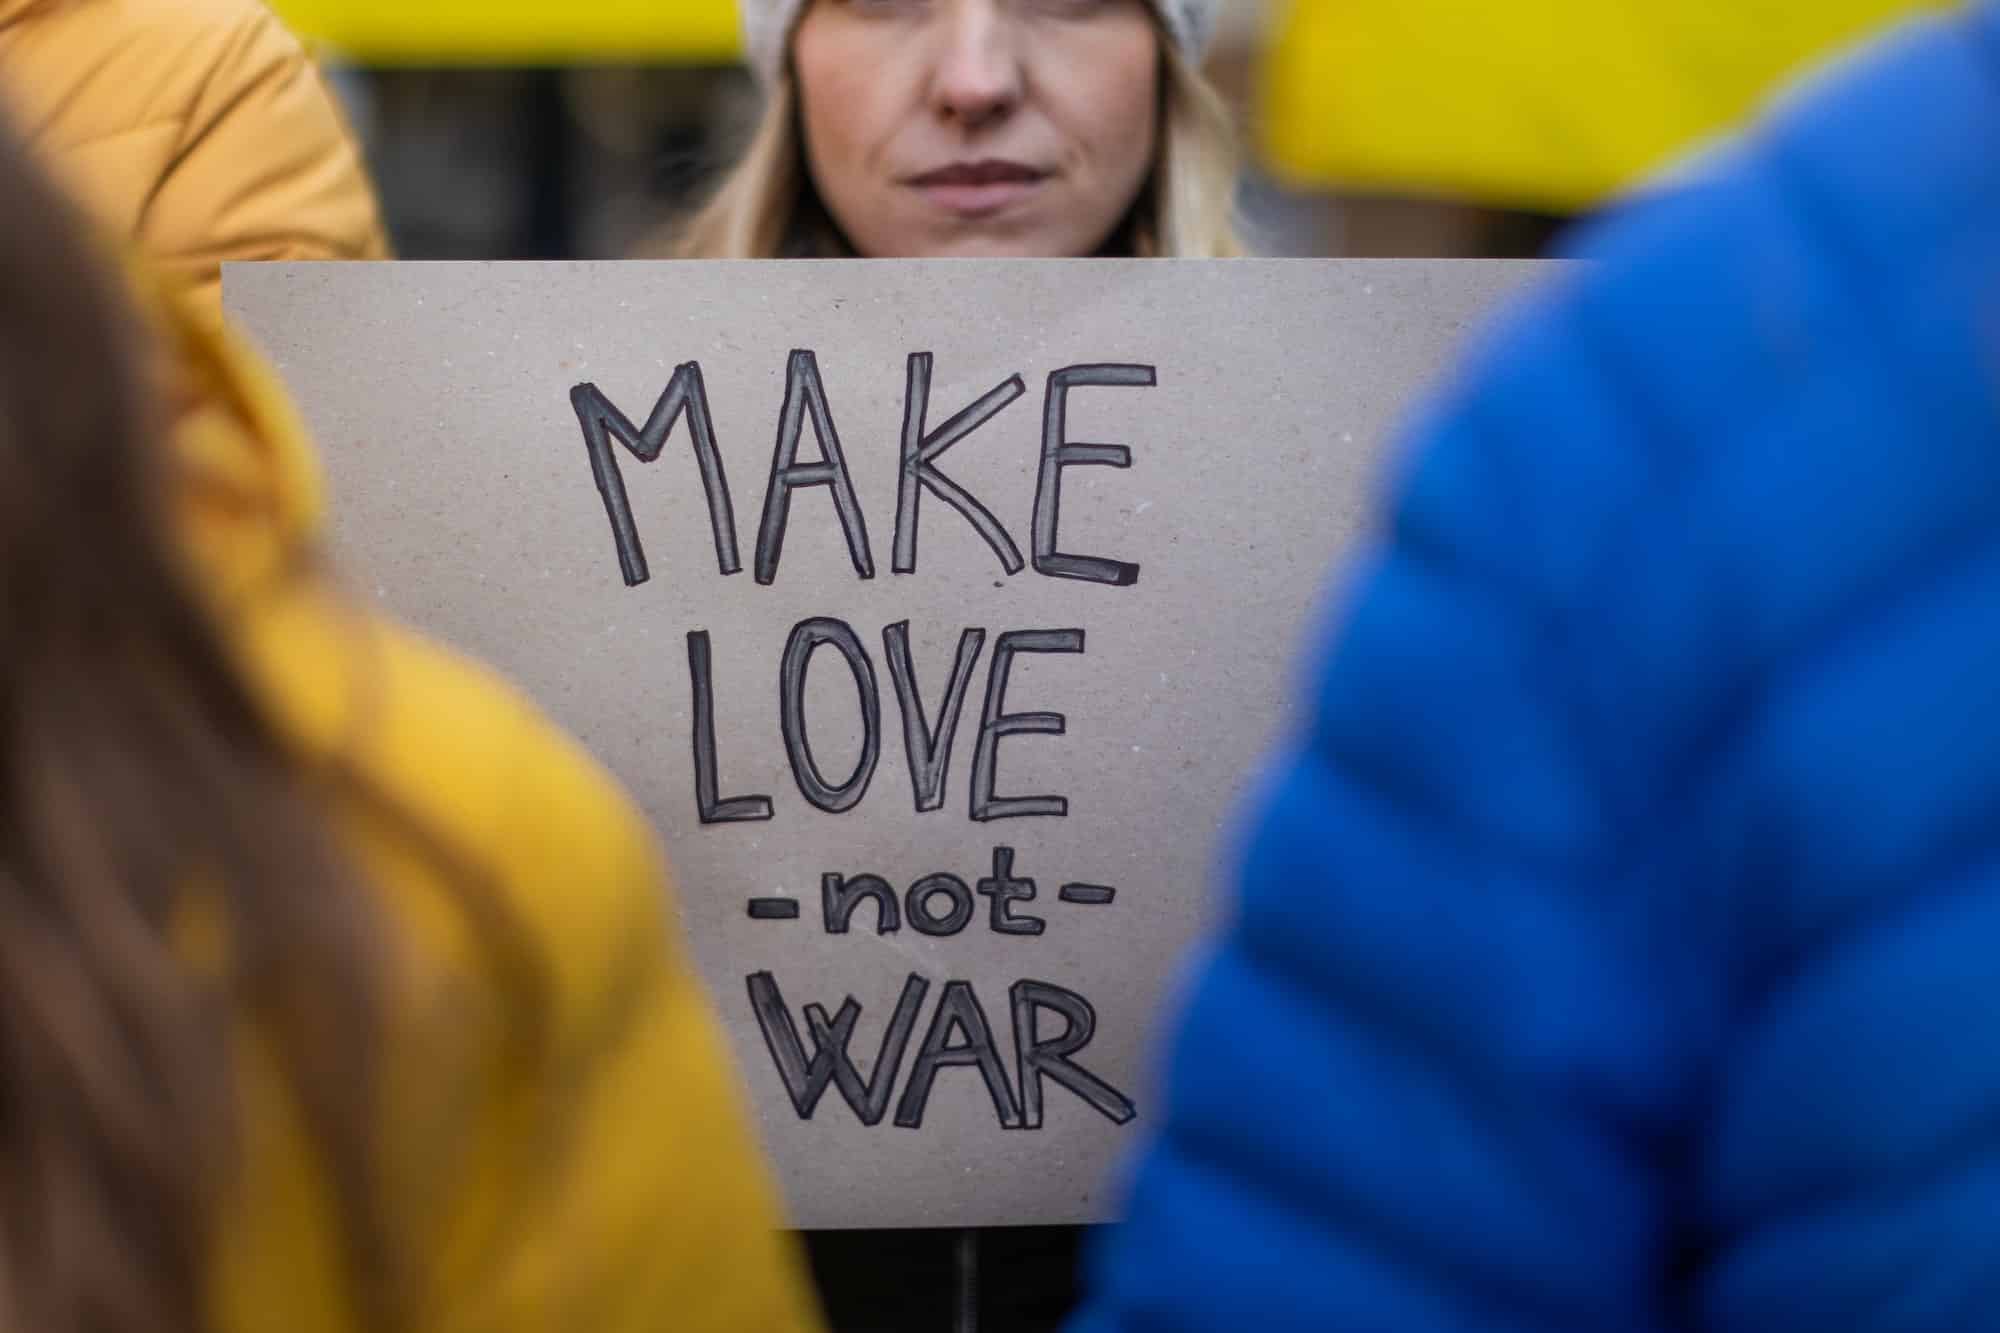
[657,22,1242,259]
[0,117,414,1333]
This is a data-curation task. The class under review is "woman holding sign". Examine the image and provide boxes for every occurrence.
[0,114,820,1333]
[667,0,1239,257]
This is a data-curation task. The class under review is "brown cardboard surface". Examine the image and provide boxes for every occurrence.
[224,259,1547,1228]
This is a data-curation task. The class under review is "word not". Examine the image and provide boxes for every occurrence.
[688,619,1086,824]
[745,846,1114,936]
[747,970,1135,1130]
[571,351,1156,588]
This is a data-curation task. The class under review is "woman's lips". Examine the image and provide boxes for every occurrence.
[905,160,1050,217]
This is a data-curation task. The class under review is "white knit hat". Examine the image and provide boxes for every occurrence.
[739,0,1217,87]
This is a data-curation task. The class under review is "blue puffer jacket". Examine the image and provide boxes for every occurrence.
[1072,7,2000,1331]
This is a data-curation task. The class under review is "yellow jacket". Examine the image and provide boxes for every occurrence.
[154,275,822,1330]
[0,0,389,325]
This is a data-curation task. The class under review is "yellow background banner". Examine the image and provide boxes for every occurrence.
[1259,0,1945,210]
[269,0,742,63]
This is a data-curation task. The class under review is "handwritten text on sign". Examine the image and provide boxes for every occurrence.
[573,352,1155,1132]
[224,260,1545,1226]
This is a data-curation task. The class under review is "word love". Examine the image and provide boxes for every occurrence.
[688,619,1087,825]
[571,351,1156,589]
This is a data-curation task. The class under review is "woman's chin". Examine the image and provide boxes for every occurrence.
[902,219,1087,260]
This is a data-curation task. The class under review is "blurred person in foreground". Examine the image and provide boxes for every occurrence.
[0,0,388,326]
[0,115,822,1333]
[1073,4,2000,1330]
[661,0,1240,257]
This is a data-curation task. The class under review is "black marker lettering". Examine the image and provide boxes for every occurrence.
[822,872,900,935]
[894,980,1023,1129]
[1032,364,1155,586]
[905,874,975,937]
[748,971,928,1125]
[1058,883,1117,906]
[883,621,986,814]
[755,349,874,584]
[970,629,1084,821]
[1010,979,1135,1128]
[687,631,774,825]
[571,368,741,587]
[779,617,881,814]
[976,846,1045,935]
[893,353,1026,576]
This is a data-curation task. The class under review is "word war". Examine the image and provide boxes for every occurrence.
[748,972,1132,1131]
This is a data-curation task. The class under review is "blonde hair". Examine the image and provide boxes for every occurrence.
[659,34,1242,259]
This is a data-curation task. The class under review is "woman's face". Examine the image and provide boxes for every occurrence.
[791,0,1160,257]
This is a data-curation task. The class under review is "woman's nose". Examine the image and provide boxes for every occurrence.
[926,0,1024,130]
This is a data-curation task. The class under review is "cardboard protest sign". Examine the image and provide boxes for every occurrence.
[225,259,1544,1228]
